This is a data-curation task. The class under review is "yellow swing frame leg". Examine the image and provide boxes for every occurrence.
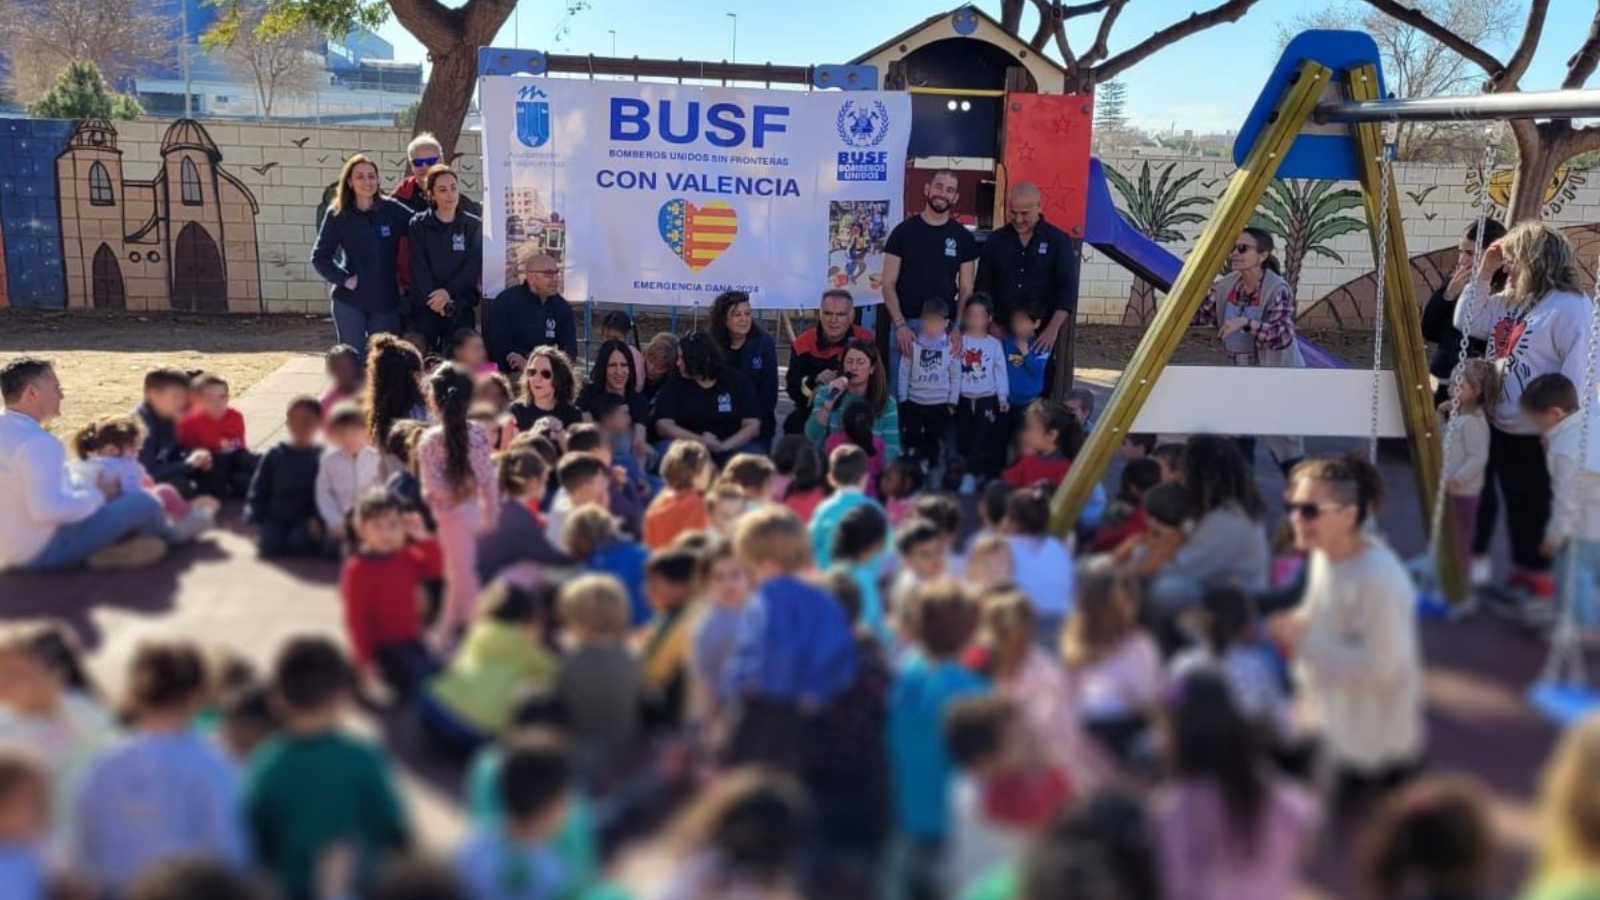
[1048,60,1466,603]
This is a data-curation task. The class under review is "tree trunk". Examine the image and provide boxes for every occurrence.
[414,44,476,154]
[1507,124,1556,223]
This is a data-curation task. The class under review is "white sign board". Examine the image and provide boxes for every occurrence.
[480,78,911,308]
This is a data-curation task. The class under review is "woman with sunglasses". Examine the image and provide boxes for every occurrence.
[1190,227,1306,475]
[1275,454,1421,816]
[508,346,583,433]
[651,330,760,464]
[709,290,779,451]
[406,165,482,354]
[311,153,416,349]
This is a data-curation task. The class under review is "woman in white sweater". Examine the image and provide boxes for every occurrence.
[1276,455,1421,815]
[1454,222,1595,599]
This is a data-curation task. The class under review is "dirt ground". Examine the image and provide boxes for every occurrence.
[0,307,1381,438]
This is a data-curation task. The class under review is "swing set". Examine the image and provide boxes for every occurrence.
[1046,30,1600,723]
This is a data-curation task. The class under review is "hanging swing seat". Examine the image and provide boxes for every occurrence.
[1529,681,1600,726]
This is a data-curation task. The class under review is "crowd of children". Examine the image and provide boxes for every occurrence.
[6,297,1600,900]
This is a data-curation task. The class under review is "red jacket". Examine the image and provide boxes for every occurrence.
[1089,505,1148,554]
[340,540,443,666]
[785,323,874,410]
[1002,453,1072,489]
[177,407,247,453]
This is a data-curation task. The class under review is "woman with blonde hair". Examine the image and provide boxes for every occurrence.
[1523,713,1600,899]
[311,153,415,348]
[1455,221,1595,600]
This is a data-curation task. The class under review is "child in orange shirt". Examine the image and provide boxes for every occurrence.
[643,441,713,550]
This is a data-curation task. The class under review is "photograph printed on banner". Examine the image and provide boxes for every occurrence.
[826,199,889,293]
[502,184,567,289]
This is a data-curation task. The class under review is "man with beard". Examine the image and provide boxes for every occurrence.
[881,169,979,377]
[784,288,873,433]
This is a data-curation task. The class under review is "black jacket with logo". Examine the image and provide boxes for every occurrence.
[485,284,578,368]
[407,209,483,318]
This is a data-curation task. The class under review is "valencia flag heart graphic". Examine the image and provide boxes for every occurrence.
[658,199,738,272]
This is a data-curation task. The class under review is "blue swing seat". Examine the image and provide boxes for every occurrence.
[1529,680,1600,726]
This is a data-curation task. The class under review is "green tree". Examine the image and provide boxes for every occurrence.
[27,60,142,120]
[1248,179,1368,299]
[393,100,420,130]
[1104,161,1212,325]
[1096,80,1128,131]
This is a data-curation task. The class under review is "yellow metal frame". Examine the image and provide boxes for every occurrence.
[1049,60,1465,602]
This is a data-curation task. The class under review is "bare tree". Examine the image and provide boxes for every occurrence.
[996,0,1270,92]
[1354,0,1597,221]
[0,0,170,104]
[203,6,323,119]
[1283,1,1517,162]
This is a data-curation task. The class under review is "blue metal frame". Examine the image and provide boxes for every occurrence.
[1232,30,1387,181]
[812,65,879,91]
[478,48,547,77]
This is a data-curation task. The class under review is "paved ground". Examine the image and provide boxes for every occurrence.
[0,359,1563,897]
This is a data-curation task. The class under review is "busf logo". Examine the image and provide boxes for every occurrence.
[516,84,551,149]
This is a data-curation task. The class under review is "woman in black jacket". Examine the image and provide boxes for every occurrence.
[311,153,414,350]
[406,165,483,353]
[709,289,779,451]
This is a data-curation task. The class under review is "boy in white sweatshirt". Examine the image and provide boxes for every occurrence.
[315,403,382,545]
[1522,373,1600,626]
[897,296,959,479]
[954,294,1008,495]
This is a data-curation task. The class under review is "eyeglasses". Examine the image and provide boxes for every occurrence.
[529,269,560,276]
[1233,243,1258,254]
[529,368,554,380]
[412,156,440,168]
[1284,501,1347,520]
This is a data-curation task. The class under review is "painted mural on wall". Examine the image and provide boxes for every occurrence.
[1103,161,1212,326]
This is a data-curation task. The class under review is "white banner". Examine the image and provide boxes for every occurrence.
[480,78,910,308]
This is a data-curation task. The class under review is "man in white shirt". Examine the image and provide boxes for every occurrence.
[0,357,168,571]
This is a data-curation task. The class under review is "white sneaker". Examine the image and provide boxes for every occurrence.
[86,536,168,571]
[170,504,216,543]
[958,474,978,496]
[1469,556,1493,588]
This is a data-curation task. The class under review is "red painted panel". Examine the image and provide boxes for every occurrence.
[1002,92,1094,237]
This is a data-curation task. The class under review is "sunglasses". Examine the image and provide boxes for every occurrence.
[1233,243,1258,254]
[412,156,440,168]
[528,368,554,380]
[1284,501,1346,520]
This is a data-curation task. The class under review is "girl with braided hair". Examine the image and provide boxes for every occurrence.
[419,362,500,650]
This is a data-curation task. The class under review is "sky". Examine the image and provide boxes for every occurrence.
[375,0,1592,134]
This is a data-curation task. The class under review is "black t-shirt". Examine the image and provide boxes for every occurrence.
[885,215,979,319]
[509,400,584,433]
[650,369,756,441]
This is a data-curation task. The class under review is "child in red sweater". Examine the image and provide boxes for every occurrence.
[1002,400,1082,489]
[341,487,441,701]
[177,372,259,499]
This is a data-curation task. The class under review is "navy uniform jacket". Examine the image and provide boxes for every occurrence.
[407,209,483,316]
[310,196,414,314]
[485,284,578,368]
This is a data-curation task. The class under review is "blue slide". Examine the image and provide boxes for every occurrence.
[1082,156,1346,369]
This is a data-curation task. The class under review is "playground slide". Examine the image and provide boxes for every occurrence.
[1082,157,1345,369]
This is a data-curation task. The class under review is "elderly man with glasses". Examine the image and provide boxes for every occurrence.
[392,132,482,217]
[486,254,578,372]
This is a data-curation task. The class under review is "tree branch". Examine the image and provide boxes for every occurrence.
[384,0,457,52]
[1357,0,1504,81]
[1563,10,1600,89]
[1080,0,1130,68]
[1498,0,1550,89]
[1093,0,1268,84]
[1000,0,1025,33]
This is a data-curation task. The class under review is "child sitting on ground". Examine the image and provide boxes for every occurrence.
[1152,443,1187,485]
[1003,486,1076,639]
[688,540,750,739]
[721,453,777,504]
[0,748,50,900]
[1362,776,1496,900]
[589,393,649,492]
[778,439,827,524]
[1089,457,1162,555]
[1169,584,1292,748]
[469,404,516,452]
[69,414,217,541]
[136,367,205,498]
[567,424,644,538]
[473,371,515,413]
[910,493,965,572]
[476,448,571,587]
[944,696,1073,894]
[724,506,859,770]
[833,503,892,645]
[248,397,325,558]
[828,393,887,496]
[879,457,923,528]
[769,434,807,499]
[423,583,558,752]
[317,402,383,547]
[1120,433,1157,462]
[383,419,429,521]
[340,489,441,701]
[639,545,702,731]
[177,372,258,499]
[643,442,712,551]
[1065,559,1163,766]
[546,453,613,554]
[1066,387,1096,434]
[243,637,411,900]
[705,483,749,539]
[321,344,364,413]
[73,640,247,893]
[886,580,988,895]
[1002,400,1080,489]
[964,533,1014,593]
[889,517,951,625]
[555,575,645,783]
[453,729,588,900]
[447,327,497,375]
[810,445,880,570]
[1522,373,1600,625]
[563,506,650,628]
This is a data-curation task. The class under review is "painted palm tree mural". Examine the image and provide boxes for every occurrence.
[1104,161,1212,325]
[1248,179,1367,299]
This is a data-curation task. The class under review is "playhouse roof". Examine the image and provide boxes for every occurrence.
[851,4,1069,89]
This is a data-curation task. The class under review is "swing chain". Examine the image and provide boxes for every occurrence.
[1368,123,1398,463]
